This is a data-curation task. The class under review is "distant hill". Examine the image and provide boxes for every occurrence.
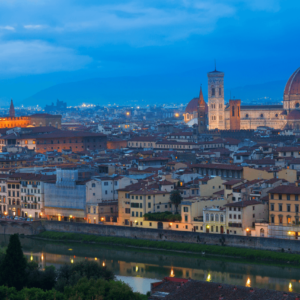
[23,74,286,107]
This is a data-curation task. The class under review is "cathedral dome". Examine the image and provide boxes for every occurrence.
[185,98,208,114]
[286,109,300,120]
[284,67,300,96]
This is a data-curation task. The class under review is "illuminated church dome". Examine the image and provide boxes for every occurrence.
[284,67,300,97]
[185,98,208,114]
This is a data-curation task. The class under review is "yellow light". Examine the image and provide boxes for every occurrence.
[71,259,74,263]
[126,112,130,116]
[102,262,105,267]
[246,228,250,232]
[41,255,44,261]
[135,220,138,223]
[170,269,175,277]
[169,223,173,226]
[30,256,33,261]
[175,113,179,117]
[246,278,251,287]
[68,249,73,251]
[135,266,139,272]
[206,274,211,282]
[70,215,72,218]
[206,225,210,229]
[95,257,97,261]
[289,282,293,292]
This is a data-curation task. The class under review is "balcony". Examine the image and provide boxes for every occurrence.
[228,222,242,228]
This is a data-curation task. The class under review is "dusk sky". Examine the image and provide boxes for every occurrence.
[0,0,299,104]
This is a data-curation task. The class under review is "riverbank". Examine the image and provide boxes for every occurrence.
[37,231,300,265]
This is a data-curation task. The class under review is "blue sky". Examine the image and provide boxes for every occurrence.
[0,0,299,103]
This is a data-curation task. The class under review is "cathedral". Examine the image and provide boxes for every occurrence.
[184,67,300,130]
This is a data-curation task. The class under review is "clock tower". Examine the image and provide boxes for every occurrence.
[207,68,225,130]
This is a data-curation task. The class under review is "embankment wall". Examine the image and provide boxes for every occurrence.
[43,221,300,252]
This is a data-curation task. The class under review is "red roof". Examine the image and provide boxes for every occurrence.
[185,98,208,114]
[284,67,300,96]
[286,109,300,120]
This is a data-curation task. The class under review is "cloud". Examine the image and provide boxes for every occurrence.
[0,26,15,31]
[0,40,92,75]
[24,24,46,29]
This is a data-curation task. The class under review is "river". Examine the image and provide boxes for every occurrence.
[0,235,299,295]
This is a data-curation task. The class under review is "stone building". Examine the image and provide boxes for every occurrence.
[184,66,300,130]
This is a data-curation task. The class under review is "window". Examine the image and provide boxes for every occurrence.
[148,196,151,199]
[210,214,214,221]
[212,88,215,96]
[219,88,222,96]
[234,214,236,219]
[253,206,255,210]
[279,204,282,211]
[287,195,290,200]
[140,212,142,217]
[296,195,299,201]
[104,182,108,186]
[215,214,219,222]
[183,207,189,212]
[279,194,282,200]
[271,216,274,223]
[136,212,138,217]
[260,113,264,118]
[279,216,283,224]
[296,205,299,213]
[287,204,291,212]
[206,213,209,221]
[125,208,130,214]
[220,215,224,222]
[92,183,95,187]
[238,215,241,219]
[270,204,274,211]
[185,216,188,222]
[148,203,151,208]
[132,211,134,217]
[271,194,274,200]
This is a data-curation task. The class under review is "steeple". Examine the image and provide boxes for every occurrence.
[9,99,15,117]
[199,85,206,108]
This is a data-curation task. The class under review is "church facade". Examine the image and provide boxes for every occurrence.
[184,67,300,131]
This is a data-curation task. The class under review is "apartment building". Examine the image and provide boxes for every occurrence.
[268,185,300,239]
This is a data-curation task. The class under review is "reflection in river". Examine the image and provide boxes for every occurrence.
[0,235,299,295]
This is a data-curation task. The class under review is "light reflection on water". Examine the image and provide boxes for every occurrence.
[0,235,299,295]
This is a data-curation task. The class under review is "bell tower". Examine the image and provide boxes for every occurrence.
[198,85,206,133]
[207,67,225,130]
[9,99,15,118]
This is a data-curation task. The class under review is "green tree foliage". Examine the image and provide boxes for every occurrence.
[0,234,27,290]
[27,266,57,291]
[143,212,181,222]
[55,261,114,292]
[64,277,147,300]
[170,190,183,213]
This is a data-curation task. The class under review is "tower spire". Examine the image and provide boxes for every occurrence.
[9,99,15,118]
[199,84,205,107]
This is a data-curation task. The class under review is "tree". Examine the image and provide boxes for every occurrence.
[170,190,183,214]
[55,260,114,292]
[0,234,27,290]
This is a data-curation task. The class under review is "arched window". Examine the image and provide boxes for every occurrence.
[275,114,278,118]
[296,103,300,108]
[92,183,95,187]
[212,88,215,96]
[260,114,264,118]
[210,214,214,222]
[245,114,249,118]
[220,215,224,222]
[215,214,219,222]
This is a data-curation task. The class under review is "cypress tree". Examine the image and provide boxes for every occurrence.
[0,234,27,290]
